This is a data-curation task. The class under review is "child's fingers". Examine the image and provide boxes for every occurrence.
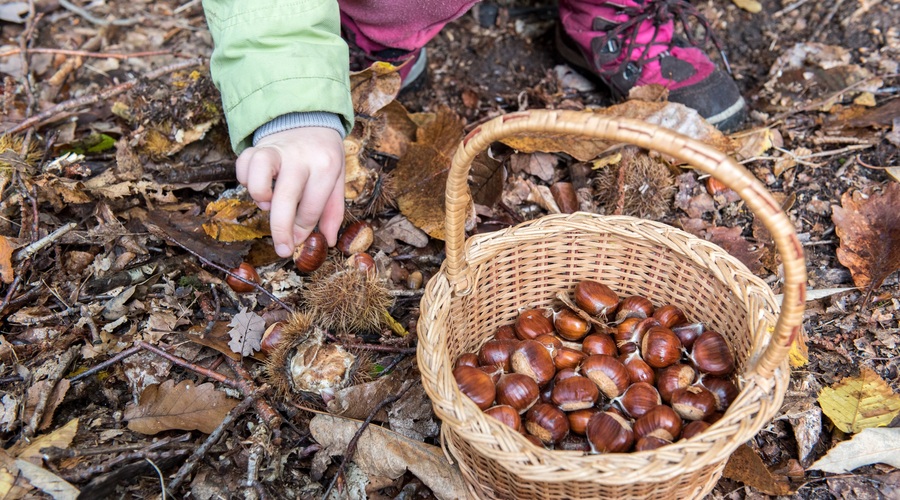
[245,148,279,204]
[268,167,309,258]
[318,175,346,247]
[234,147,254,185]
[289,179,333,249]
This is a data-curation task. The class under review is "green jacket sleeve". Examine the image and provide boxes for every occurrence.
[202,0,354,153]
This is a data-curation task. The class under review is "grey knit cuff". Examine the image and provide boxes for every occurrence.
[252,112,346,146]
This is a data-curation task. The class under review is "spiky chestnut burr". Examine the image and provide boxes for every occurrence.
[303,260,394,334]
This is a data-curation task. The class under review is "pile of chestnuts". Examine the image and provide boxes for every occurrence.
[452,279,739,453]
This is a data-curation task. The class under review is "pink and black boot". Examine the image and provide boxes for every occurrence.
[558,0,747,132]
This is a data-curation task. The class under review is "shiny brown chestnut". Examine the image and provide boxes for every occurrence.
[260,321,284,355]
[656,363,697,403]
[484,405,523,433]
[346,252,376,274]
[514,309,554,340]
[553,308,591,341]
[554,347,586,370]
[672,322,704,350]
[533,334,562,359]
[670,385,717,421]
[479,365,503,384]
[613,317,642,352]
[550,376,600,411]
[453,365,496,411]
[478,339,519,372]
[689,330,736,376]
[614,295,654,322]
[582,332,618,356]
[226,262,260,293]
[640,326,683,368]
[567,407,600,435]
[494,324,518,340]
[633,405,682,442]
[454,352,479,369]
[635,436,672,451]
[495,373,540,414]
[615,382,661,419]
[652,304,687,329]
[581,354,630,399]
[681,420,710,440]
[511,340,556,386]
[525,403,569,445]
[619,351,656,385]
[573,280,619,317]
[586,411,634,453]
[698,376,739,412]
[337,221,374,256]
[293,232,328,273]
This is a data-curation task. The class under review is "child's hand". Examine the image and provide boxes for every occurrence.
[235,127,345,258]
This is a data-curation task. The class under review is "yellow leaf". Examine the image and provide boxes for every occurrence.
[853,92,876,107]
[789,331,809,368]
[818,368,900,433]
[202,199,270,242]
[0,235,13,284]
[14,418,79,464]
[732,0,762,13]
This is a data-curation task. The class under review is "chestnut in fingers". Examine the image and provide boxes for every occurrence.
[633,405,682,442]
[551,376,600,411]
[582,332,618,356]
[615,381,661,419]
[514,309,554,340]
[615,295,654,322]
[226,262,260,293]
[484,405,523,433]
[670,385,717,421]
[581,354,630,399]
[573,280,619,317]
[586,411,634,453]
[640,326,683,368]
[698,376,739,411]
[553,308,591,341]
[496,373,540,414]
[525,403,569,445]
[293,232,328,273]
[657,363,697,403]
[478,339,519,372]
[689,330,735,376]
[511,340,556,387]
[453,365,495,411]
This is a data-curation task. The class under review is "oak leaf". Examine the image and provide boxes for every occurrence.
[817,367,900,433]
[124,379,238,434]
[373,100,416,158]
[202,198,270,242]
[0,235,13,284]
[832,183,900,299]
[227,307,265,356]
[810,427,900,473]
[393,106,468,240]
[723,444,792,495]
[350,61,402,116]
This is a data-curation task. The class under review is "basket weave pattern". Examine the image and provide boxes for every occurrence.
[417,110,806,499]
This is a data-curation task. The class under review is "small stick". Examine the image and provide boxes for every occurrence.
[58,0,143,26]
[44,433,192,460]
[224,357,282,429]
[137,341,240,389]
[69,345,142,382]
[24,347,77,438]
[0,273,23,316]
[14,306,78,326]
[0,48,175,59]
[167,392,257,493]
[62,449,191,483]
[14,222,76,261]
[321,382,414,499]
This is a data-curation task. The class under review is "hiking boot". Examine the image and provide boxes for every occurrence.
[557,0,746,132]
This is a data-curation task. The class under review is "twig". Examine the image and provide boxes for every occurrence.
[58,0,143,26]
[137,341,240,388]
[146,458,167,500]
[3,58,205,135]
[773,0,811,18]
[223,357,282,429]
[69,345,142,382]
[767,74,896,124]
[0,376,23,384]
[0,273,23,316]
[44,433,192,460]
[62,449,191,483]
[167,392,257,493]
[14,306,78,325]
[0,48,175,59]
[321,381,414,499]
[24,347,77,438]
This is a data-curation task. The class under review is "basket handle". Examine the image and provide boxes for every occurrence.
[444,109,805,381]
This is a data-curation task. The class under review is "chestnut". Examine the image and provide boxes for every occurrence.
[511,340,556,386]
[656,363,697,403]
[670,386,717,421]
[619,351,655,385]
[260,321,284,355]
[479,365,503,384]
[573,280,618,317]
[614,295,654,322]
[689,330,735,376]
[484,405,523,433]
[652,304,687,329]
[337,221,374,255]
[550,376,600,411]
[698,376,739,412]
[346,252,376,274]
[293,232,328,272]
[633,405,682,442]
[453,365,496,411]
[615,382,661,419]
[525,403,569,445]
[553,347,586,370]
[553,308,591,341]
[613,317,642,352]
[494,324,518,340]
[672,322,704,350]
[640,326,683,369]
[455,352,479,369]
[681,420,710,440]
[533,334,562,359]
[582,332,618,356]
[478,339,519,372]
[226,262,260,293]
[496,373,540,414]
[586,411,634,453]
[567,407,600,435]
[581,354,630,399]
[635,435,672,451]
[514,309,554,340]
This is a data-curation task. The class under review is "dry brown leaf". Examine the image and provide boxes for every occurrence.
[723,444,792,495]
[24,379,70,431]
[731,126,782,160]
[509,152,557,182]
[680,220,765,274]
[350,61,402,116]
[310,414,467,500]
[124,379,238,435]
[470,150,504,207]
[832,183,900,296]
[810,427,900,473]
[817,367,900,433]
[14,418,78,465]
[202,198,270,242]
[393,106,467,240]
[227,307,265,356]
[0,235,13,284]
[373,100,416,158]
[500,102,734,162]
[13,459,78,500]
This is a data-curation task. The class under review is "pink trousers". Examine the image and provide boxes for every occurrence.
[338,0,610,54]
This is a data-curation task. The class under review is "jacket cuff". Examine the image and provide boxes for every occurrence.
[253,112,347,145]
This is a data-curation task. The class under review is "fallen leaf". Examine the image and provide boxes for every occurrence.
[809,427,900,473]
[817,367,900,433]
[0,235,13,284]
[393,106,468,240]
[14,418,78,465]
[0,3,28,23]
[832,183,900,296]
[853,92,877,107]
[143,208,250,270]
[679,220,764,274]
[13,460,78,500]
[309,414,468,500]
[124,379,238,434]
[675,174,716,218]
[722,444,792,495]
[509,152,557,182]
[350,61,402,116]
[202,198,270,242]
[373,100,416,158]
[732,0,762,13]
[375,214,430,250]
[24,379,70,431]
[227,307,265,356]
[778,397,822,463]
[470,150,504,207]
[731,126,782,161]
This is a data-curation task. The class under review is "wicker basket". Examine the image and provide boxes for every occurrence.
[417,110,806,499]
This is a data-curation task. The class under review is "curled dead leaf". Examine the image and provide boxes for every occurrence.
[124,379,238,435]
